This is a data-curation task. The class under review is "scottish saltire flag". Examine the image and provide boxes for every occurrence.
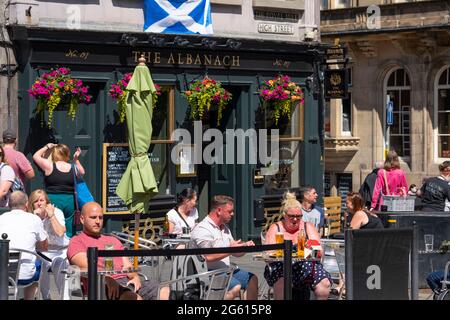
[144,0,213,35]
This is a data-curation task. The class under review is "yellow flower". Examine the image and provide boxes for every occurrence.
[268,80,274,85]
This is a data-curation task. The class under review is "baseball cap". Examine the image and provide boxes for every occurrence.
[2,129,17,142]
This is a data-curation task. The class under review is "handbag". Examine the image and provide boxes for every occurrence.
[72,164,94,210]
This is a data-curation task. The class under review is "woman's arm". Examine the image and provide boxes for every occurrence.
[0,180,12,199]
[33,143,55,174]
[73,147,86,177]
[46,205,66,237]
[371,171,384,209]
[349,211,368,230]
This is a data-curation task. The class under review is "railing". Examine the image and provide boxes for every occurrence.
[87,242,293,301]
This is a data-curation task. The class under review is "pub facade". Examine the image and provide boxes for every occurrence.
[3,0,327,241]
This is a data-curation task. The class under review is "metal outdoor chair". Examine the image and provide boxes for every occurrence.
[320,239,345,300]
[8,248,51,300]
[157,266,236,300]
[110,231,160,281]
[435,260,450,300]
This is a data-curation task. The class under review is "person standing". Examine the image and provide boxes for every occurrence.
[370,151,408,211]
[2,128,35,185]
[191,195,259,300]
[33,143,85,237]
[0,146,15,207]
[359,161,384,209]
[419,161,450,212]
[299,186,324,231]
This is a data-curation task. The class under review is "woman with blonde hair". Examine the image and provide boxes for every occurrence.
[370,150,408,210]
[33,143,86,237]
[264,191,331,300]
[28,189,69,299]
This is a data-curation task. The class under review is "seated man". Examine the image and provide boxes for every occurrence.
[264,192,332,300]
[427,269,450,298]
[191,195,258,300]
[67,202,169,300]
[0,191,48,300]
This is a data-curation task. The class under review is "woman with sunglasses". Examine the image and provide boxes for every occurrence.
[263,192,332,300]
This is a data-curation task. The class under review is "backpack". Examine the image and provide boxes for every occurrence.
[169,254,208,300]
[0,163,25,192]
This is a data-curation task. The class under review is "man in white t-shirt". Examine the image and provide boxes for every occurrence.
[191,195,258,300]
[0,191,48,299]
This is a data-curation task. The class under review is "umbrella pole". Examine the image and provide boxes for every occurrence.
[134,213,139,269]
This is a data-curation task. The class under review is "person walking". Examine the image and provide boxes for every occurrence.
[2,128,35,185]
[370,151,408,211]
[359,161,384,209]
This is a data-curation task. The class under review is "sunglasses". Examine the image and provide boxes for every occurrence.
[286,214,302,219]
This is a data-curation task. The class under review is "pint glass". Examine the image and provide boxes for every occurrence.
[104,244,114,271]
[275,232,284,257]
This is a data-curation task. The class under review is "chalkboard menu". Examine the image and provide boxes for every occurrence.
[103,143,130,214]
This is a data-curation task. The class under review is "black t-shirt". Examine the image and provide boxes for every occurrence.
[420,176,450,212]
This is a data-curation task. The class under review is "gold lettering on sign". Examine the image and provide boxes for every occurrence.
[65,49,90,60]
[194,54,202,65]
[178,53,185,65]
[223,56,231,67]
[154,52,161,64]
[214,56,221,66]
[186,54,193,65]
[232,56,240,67]
[167,53,175,64]
[204,55,212,65]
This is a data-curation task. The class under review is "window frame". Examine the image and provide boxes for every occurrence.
[434,66,450,161]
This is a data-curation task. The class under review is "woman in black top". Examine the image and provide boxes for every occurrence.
[33,143,85,237]
[346,192,384,229]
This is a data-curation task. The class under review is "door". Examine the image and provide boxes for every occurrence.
[28,80,105,203]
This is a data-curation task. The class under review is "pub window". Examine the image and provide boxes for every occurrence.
[341,92,352,135]
[435,66,450,159]
[384,68,411,160]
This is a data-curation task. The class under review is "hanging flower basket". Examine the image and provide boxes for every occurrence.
[259,74,304,125]
[182,76,232,126]
[28,67,92,127]
[108,72,161,123]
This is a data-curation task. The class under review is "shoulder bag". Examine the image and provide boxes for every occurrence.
[72,164,94,226]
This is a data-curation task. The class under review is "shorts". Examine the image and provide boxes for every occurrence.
[228,268,255,290]
[18,260,42,286]
[106,277,159,300]
[264,261,331,289]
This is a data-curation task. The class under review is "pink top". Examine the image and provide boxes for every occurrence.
[67,231,126,280]
[371,168,408,210]
[3,147,33,185]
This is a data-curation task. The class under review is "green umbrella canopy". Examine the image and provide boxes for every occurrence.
[116,63,158,214]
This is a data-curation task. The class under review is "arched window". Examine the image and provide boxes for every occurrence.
[385,68,411,159]
[435,67,450,159]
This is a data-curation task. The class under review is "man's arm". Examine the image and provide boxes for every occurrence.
[24,168,35,179]
[36,239,48,252]
[69,252,88,269]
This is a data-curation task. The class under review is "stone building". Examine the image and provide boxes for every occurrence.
[321,0,450,201]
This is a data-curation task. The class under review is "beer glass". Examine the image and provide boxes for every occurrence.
[275,232,284,257]
[104,244,114,271]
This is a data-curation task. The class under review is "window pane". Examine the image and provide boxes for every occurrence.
[390,113,400,134]
[390,135,404,157]
[342,93,351,132]
[258,101,302,138]
[401,90,410,107]
[438,112,450,135]
[439,69,448,85]
[324,100,330,137]
[387,72,395,87]
[439,136,450,158]
[152,87,170,141]
[396,69,404,87]
[264,141,300,192]
[148,143,170,195]
[405,72,410,86]
[438,89,450,111]
[387,90,400,112]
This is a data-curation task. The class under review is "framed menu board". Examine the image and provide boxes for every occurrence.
[102,143,130,214]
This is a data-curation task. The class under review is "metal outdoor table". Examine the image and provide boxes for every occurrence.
[161,236,193,249]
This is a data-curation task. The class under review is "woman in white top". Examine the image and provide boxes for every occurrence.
[166,188,199,235]
[28,189,69,300]
[0,146,15,207]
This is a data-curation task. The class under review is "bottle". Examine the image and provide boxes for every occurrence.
[297,228,306,259]
[163,215,170,234]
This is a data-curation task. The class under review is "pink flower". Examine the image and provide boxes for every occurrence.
[58,68,69,75]
[195,87,201,91]
[77,80,83,87]
[58,81,65,87]
[81,87,88,94]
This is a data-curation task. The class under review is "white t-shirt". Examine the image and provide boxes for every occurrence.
[190,216,234,270]
[0,209,48,280]
[42,207,70,250]
[167,207,199,234]
[0,164,15,207]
